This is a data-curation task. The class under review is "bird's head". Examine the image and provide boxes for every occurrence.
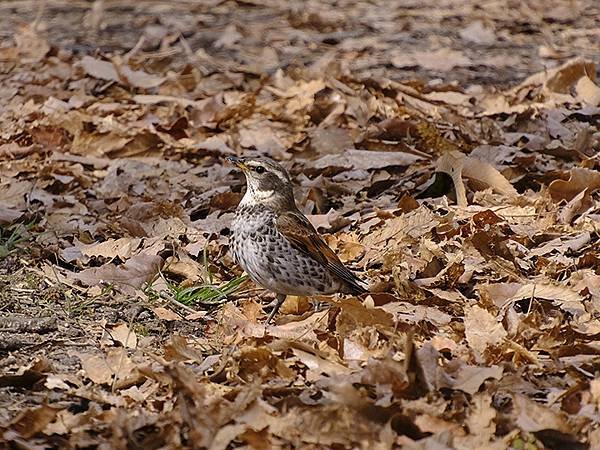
[227,156,295,209]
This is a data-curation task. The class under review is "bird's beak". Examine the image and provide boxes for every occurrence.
[226,156,248,171]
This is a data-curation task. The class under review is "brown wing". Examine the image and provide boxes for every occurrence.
[276,210,366,294]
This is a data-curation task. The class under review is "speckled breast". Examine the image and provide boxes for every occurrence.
[230,205,338,295]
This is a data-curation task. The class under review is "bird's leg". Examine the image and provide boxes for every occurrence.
[266,294,286,324]
[311,295,331,312]
[313,299,327,312]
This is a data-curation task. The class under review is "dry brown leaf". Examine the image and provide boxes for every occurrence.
[71,131,132,156]
[0,204,23,224]
[505,283,586,316]
[325,233,365,263]
[435,151,468,207]
[530,232,590,257]
[544,58,596,95]
[451,364,503,395]
[548,167,600,202]
[9,405,59,439]
[278,295,311,315]
[267,79,326,115]
[423,90,473,106]
[513,394,570,433]
[81,237,142,260]
[163,254,204,282]
[292,347,350,382]
[335,297,395,334]
[435,151,518,206]
[464,305,507,355]
[478,58,597,115]
[576,76,600,106]
[132,94,203,108]
[313,149,423,170]
[309,127,354,154]
[101,322,138,349]
[462,156,518,197]
[78,348,139,387]
[465,393,496,441]
[80,55,165,89]
[69,254,163,294]
[80,55,119,81]
[238,124,286,155]
[558,188,594,224]
[153,306,182,321]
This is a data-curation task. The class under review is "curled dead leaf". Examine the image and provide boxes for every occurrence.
[548,167,600,203]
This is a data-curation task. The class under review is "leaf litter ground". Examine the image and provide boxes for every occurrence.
[1,1,600,448]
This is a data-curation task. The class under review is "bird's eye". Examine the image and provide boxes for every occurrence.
[254,166,265,174]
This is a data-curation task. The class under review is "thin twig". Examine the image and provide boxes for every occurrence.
[159,290,197,314]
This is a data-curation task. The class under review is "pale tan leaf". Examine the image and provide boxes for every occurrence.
[436,151,467,207]
[513,394,569,433]
[576,76,600,106]
[101,322,138,349]
[153,307,182,321]
[464,305,507,355]
[462,156,518,196]
[506,283,586,316]
[314,149,423,171]
[452,365,503,395]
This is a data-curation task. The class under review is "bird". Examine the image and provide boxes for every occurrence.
[227,155,367,323]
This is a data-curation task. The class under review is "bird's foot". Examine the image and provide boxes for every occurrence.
[265,294,286,324]
[312,300,330,312]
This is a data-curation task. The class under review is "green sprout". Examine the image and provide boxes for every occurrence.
[0,220,36,260]
[168,275,249,306]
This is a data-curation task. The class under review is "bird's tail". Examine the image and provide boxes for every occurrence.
[343,274,369,295]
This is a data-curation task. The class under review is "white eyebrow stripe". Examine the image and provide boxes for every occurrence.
[273,170,288,182]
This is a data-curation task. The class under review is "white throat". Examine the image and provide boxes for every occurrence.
[239,186,275,206]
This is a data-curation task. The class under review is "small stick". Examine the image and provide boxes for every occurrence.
[159,290,197,314]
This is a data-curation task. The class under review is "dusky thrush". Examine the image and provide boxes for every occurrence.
[227,156,367,323]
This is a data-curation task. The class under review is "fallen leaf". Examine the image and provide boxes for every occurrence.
[451,364,503,395]
[153,306,182,321]
[101,322,138,349]
[9,405,59,439]
[435,151,468,207]
[80,55,165,89]
[548,167,600,202]
[69,254,163,294]
[462,156,518,197]
[313,149,423,170]
[505,283,586,317]
[78,348,139,387]
[513,394,569,433]
[0,204,23,224]
[576,76,600,106]
[464,305,507,355]
[81,237,142,260]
